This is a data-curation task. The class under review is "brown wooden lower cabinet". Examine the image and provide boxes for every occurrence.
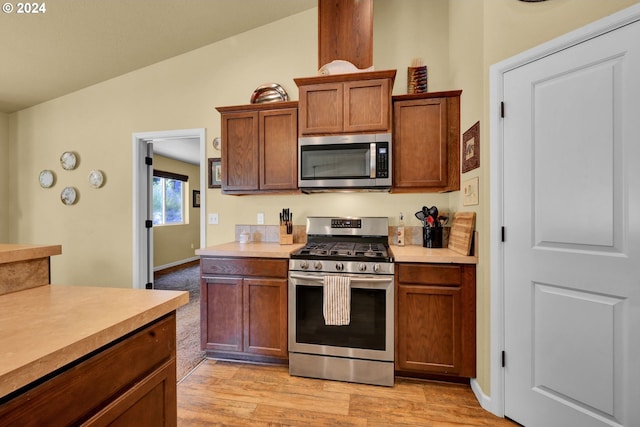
[0,313,178,426]
[200,257,288,363]
[395,263,476,379]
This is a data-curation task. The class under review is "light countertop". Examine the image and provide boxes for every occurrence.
[0,244,62,264]
[196,241,305,258]
[390,245,477,264]
[0,285,188,399]
[196,241,476,264]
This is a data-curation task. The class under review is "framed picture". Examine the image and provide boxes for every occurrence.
[208,158,222,188]
[462,121,480,173]
[192,190,200,208]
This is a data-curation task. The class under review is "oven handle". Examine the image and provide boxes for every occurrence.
[289,273,392,283]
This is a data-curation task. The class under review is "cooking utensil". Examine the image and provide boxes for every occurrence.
[415,211,426,222]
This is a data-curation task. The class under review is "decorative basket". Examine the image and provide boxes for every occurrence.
[407,65,428,94]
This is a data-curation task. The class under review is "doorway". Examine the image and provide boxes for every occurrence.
[132,128,206,289]
[490,4,640,426]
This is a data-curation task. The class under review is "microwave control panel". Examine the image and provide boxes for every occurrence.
[376,143,389,178]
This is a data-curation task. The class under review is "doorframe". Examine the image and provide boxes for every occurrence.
[132,128,207,289]
[487,4,640,418]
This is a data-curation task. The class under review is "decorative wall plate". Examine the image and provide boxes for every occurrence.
[88,170,104,188]
[60,186,78,205]
[60,151,77,170]
[39,169,55,188]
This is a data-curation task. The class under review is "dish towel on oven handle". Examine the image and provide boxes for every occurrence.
[323,275,351,326]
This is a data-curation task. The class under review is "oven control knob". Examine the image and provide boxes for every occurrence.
[373,263,381,273]
[358,263,367,272]
[314,261,322,271]
[335,262,344,271]
[300,260,309,270]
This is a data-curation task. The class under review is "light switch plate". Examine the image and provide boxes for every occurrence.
[208,213,219,224]
[463,177,479,206]
[257,212,264,225]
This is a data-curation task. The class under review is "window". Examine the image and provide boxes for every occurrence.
[153,170,188,225]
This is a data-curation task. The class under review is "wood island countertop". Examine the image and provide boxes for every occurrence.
[0,244,61,264]
[196,242,305,258]
[0,285,188,399]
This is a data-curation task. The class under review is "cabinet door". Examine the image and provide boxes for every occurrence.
[201,276,243,352]
[395,263,476,378]
[344,78,390,133]
[260,108,298,190]
[243,278,288,358]
[393,97,449,189]
[396,283,463,375]
[298,82,343,135]
[221,111,259,191]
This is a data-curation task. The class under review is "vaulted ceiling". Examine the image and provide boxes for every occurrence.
[0,0,316,114]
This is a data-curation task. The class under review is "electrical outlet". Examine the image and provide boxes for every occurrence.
[208,213,219,224]
[257,212,264,224]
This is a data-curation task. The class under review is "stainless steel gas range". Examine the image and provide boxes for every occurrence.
[288,217,394,387]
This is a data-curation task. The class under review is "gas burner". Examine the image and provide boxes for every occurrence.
[290,217,395,271]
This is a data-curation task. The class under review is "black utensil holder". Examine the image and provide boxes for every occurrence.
[423,226,443,248]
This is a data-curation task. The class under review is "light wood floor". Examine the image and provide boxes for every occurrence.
[177,359,519,426]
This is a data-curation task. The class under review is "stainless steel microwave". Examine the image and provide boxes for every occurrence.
[298,133,392,192]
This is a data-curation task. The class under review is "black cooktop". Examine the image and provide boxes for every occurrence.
[290,240,392,262]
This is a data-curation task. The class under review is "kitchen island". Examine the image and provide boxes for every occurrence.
[0,243,61,295]
[0,284,188,426]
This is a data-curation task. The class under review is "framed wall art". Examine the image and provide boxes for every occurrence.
[462,121,480,173]
[192,190,201,208]
[208,158,222,188]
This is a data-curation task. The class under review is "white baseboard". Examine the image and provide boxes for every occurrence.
[154,256,199,272]
[471,378,503,418]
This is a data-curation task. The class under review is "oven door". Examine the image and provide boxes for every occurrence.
[288,271,394,362]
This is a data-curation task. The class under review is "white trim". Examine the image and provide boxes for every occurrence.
[153,256,199,272]
[471,379,493,413]
[132,128,206,289]
[488,3,640,418]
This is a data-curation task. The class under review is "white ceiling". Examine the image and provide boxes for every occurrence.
[153,137,201,166]
[0,0,316,114]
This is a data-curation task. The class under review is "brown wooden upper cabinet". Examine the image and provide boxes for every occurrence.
[392,90,462,192]
[216,101,298,194]
[294,70,396,136]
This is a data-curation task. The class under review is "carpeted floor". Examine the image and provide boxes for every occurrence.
[153,264,205,381]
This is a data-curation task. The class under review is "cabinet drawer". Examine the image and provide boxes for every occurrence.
[201,257,288,278]
[397,263,461,285]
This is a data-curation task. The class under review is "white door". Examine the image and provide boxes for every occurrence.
[502,19,640,427]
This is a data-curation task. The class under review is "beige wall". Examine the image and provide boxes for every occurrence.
[0,112,8,241]
[152,155,200,269]
[6,0,638,399]
[7,5,452,287]
[449,0,486,392]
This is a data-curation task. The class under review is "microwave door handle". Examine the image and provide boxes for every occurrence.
[370,143,376,178]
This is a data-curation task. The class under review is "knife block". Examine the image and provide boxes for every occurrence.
[279,225,294,245]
